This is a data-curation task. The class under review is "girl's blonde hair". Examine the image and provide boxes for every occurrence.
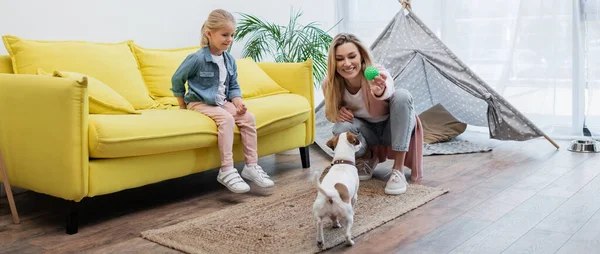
[200,9,236,48]
[323,33,373,122]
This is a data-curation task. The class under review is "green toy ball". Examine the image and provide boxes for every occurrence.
[364,66,380,81]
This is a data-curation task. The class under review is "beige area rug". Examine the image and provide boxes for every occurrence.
[141,173,448,254]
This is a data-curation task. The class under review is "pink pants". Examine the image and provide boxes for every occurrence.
[187,101,258,169]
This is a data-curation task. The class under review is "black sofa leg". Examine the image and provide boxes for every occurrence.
[66,201,79,235]
[300,146,310,168]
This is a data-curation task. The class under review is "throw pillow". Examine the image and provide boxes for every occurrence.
[418,103,467,144]
[38,69,140,115]
[235,58,289,99]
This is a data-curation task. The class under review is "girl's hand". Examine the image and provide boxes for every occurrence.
[176,97,187,109]
[232,97,247,115]
[370,69,387,97]
[338,106,354,122]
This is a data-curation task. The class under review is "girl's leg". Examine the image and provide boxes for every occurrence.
[221,102,258,165]
[382,89,416,195]
[221,102,274,188]
[188,102,250,193]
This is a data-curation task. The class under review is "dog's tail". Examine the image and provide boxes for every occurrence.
[313,169,340,205]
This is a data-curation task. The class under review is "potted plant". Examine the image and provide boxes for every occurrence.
[233,8,339,88]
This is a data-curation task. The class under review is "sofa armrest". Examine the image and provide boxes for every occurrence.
[257,59,315,145]
[0,74,88,201]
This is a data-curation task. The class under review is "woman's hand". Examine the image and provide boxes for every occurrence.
[338,106,354,122]
[231,97,247,115]
[369,70,387,97]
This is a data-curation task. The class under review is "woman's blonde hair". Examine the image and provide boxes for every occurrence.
[200,9,236,48]
[323,33,373,122]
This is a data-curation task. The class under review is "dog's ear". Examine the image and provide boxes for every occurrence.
[326,135,339,150]
[346,132,360,146]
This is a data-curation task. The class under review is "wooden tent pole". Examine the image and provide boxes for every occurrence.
[399,0,412,10]
[543,134,560,149]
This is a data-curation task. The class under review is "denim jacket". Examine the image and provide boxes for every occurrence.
[171,47,242,105]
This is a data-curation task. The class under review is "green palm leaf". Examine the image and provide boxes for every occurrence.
[234,8,339,88]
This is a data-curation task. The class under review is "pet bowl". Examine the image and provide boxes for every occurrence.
[567,139,600,153]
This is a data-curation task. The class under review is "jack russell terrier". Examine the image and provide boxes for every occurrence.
[312,131,361,249]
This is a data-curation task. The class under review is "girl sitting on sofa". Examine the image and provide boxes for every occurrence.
[171,9,274,194]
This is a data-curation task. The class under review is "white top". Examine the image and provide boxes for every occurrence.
[212,53,228,106]
[343,87,389,123]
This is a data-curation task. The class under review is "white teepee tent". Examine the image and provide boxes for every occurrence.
[314,0,559,155]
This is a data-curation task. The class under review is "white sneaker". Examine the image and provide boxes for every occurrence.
[384,169,407,195]
[217,168,250,193]
[241,165,274,188]
[356,153,379,181]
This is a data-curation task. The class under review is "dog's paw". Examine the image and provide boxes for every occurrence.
[346,239,355,246]
[332,221,342,228]
[317,241,324,249]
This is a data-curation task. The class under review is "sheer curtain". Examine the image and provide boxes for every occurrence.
[585,0,600,133]
[336,0,599,139]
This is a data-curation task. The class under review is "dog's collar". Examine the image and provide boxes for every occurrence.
[331,159,355,166]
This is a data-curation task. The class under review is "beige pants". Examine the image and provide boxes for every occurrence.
[187,101,258,169]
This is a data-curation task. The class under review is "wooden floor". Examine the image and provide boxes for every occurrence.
[1,135,599,253]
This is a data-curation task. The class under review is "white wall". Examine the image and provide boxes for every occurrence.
[0,0,337,105]
[0,0,337,59]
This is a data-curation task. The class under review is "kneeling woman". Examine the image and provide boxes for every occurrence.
[321,33,423,195]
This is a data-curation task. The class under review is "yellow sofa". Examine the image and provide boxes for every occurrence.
[0,35,315,234]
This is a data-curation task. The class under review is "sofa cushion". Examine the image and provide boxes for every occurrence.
[38,69,140,115]
[2,35,158,110]
[0,55,12,74]
[88,93,311,158]
[155,97,181,107]
[130,44,200,99]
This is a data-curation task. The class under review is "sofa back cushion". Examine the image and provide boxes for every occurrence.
[130,44,200,99]
[130,44,289,104]
[235,58,289,99]
[0,55,12,74]
[2,35,157,110]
